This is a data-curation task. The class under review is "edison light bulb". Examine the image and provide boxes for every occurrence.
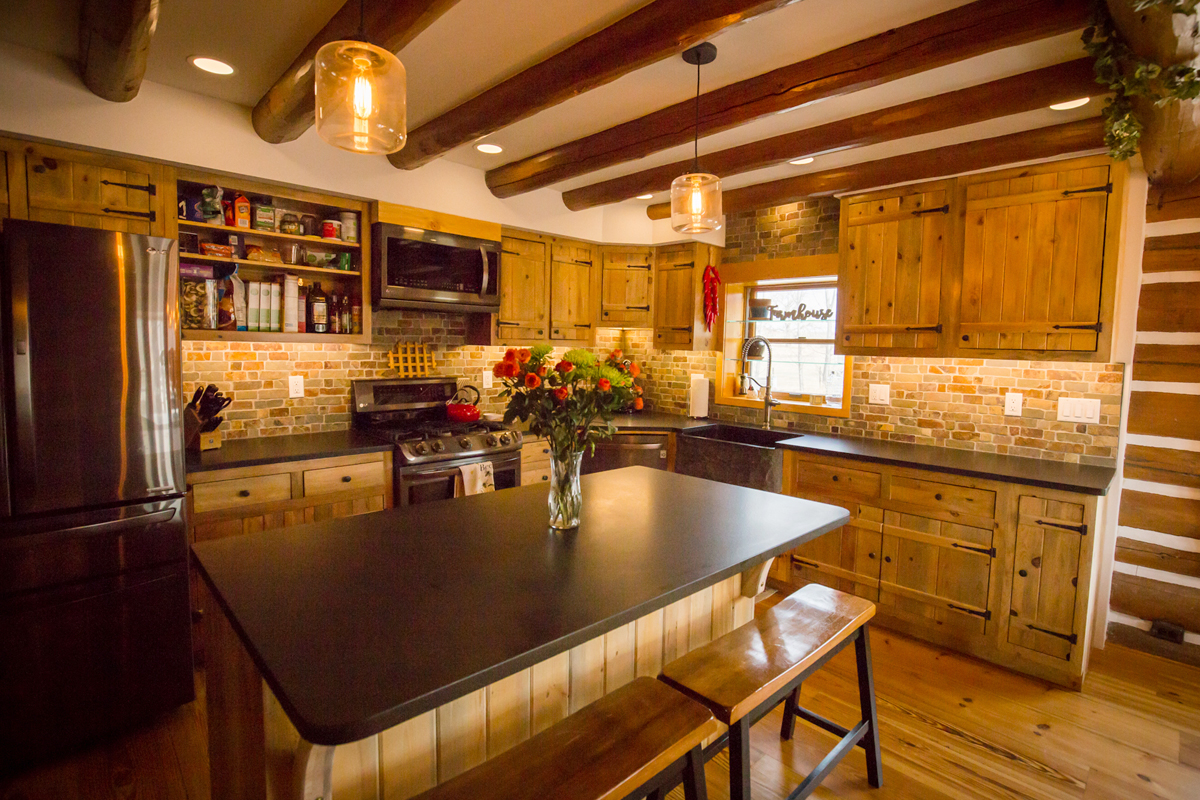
[690,182,703,216]
[315,40,407,155]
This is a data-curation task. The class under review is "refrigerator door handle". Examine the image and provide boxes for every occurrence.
[9,239,36,490]
[57,506,177,538]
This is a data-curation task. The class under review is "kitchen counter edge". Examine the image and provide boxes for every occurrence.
[185,430,393,474]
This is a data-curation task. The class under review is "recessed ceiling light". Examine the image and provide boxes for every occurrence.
[636,194,654,200]
[1050,97,1090,111]
[476,143,503,154]
[190,56,234,75]
[789,157,815,166]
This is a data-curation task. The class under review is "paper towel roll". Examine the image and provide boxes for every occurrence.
[689,374,709,418]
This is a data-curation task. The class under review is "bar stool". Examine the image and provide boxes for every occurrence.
[660,584,882,800]
[411,676,721,800]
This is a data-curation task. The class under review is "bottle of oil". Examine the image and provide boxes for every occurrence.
[329,293,341,334]
[309,282,329,334]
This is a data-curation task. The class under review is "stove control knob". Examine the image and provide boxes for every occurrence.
[459,437,472,449]
[498,433,511,446]
[413,443,427,455]
[486,434,498,447]
[430,441,444,453]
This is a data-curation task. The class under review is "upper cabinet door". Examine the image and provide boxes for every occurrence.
[958,165,1110,353]
[23,143,161,236]
[599,246,653,328]
[550,240,594,341]
[654,243,696,347]
[498,235,548,340]
[837,184,949,355]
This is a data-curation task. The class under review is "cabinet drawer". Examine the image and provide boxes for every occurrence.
[523,467,551,486]
[887,476,995,519]
[794,462,882,500]
[303,461,386,497]
[193,474,292,513]
[655,329,692,347]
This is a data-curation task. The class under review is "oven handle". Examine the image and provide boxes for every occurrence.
[403,453,521,484]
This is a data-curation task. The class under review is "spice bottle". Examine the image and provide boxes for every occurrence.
[350,295,362,335]
[340,294,351,334]
[330,294,341,334]
[309,282,329,334]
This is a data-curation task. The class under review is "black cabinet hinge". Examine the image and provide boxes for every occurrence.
[1026,624,1077,644]
[947,604,991,620]
[951,542,996,557]
[1038,520,1087,536]
[905,324,943,333]
[101,179,156,196]
[1062,183,1112,197]
[1052,323,1102,333]
[103,207,156,221]
[911,204,950,216]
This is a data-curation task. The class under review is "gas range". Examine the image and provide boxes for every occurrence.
[351,377,522,466]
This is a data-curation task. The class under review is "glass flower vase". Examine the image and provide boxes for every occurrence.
[548,450,584,530]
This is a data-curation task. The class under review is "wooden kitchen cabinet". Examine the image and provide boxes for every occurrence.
[779,449,1103,688]
[550,240,596,341]
[521,437,552,486]
[835,155,1125,362]
[838,181,951,355]
[599,245,653,327]
[498,233,549,342]
[652,242,719,350]
[187,451,393,661]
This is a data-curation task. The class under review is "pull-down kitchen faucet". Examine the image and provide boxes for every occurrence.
[741,336,781,429]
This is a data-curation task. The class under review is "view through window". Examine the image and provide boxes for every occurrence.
[743,282,845,403]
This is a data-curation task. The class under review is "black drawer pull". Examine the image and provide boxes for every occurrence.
[1018,569,1028,577]
[238,490,251,497]
[1025,624,1077,644]
[342,476,352,483]
[1038,520,1087,536]
[947,604,991,620]
[951,542,996,557]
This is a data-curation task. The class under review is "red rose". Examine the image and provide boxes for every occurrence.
[597,378,611,391]
[537,365,548,376]
[554,386,569,402]
[517,348,532,363]
[504,348,518,362]
[505,361,521,378]
[525,372,542,389]
[555,360,573,373]
[492,362,507,378]
[609,349,623,361]
[629,362,641,378]
[635,385,644,396]
[633,397,644,410]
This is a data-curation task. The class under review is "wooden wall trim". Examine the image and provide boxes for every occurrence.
[1118,489,1200,540]
[1116,536,1200,579]
[1110,571,1200,632]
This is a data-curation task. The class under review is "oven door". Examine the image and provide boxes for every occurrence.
[373,223,500,312]
[396,452,521,507]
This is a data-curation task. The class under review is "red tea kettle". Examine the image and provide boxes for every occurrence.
[446,385,482,422]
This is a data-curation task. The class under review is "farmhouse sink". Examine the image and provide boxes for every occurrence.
[675,425,798,492]
[683,424,799,449]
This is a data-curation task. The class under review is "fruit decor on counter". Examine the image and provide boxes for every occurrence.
[493,346,642,529]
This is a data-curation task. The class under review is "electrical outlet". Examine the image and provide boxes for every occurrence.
[1004,392,1023,417]
[1056,397,1101,423]
[288,375,304,399]
[482,367,493,390]
[868,384,889,405]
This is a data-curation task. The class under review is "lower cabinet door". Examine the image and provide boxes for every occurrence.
[878,510,994,635]
[1008,496,1085,659]
[792,504,884,601]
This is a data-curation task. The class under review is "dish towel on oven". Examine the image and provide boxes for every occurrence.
[456,461,495,496]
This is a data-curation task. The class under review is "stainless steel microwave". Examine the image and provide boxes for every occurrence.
[372,222,500,313]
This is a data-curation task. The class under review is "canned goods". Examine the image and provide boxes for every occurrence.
[321,219,342,240]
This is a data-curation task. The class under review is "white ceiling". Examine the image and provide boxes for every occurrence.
[0,0,1098,209]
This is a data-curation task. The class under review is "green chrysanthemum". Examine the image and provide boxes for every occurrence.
[531,343,553,360]
[563,348,595,367]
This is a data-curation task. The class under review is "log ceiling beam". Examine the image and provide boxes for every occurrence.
[486,0,1092,199]
[645,117,1106,220]
[78,0,160,102]
[252,0,463,145]
[564,58,1100,211]
[386,0,805,170]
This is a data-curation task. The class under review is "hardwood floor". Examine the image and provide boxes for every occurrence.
[4,609,1200,800]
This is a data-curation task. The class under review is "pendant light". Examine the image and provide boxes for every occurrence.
[671,42,722,234]
[315,0,407,155]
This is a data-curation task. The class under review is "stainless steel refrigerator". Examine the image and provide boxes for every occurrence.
[0,219,193,770]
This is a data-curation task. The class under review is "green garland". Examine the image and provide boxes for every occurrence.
[1083,0,1200,160]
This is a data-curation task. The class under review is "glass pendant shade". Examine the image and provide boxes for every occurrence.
[670,172,722,234]
[315,40,407,155]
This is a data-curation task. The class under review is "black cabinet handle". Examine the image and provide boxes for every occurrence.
[1019,569,1028,577]
[884,556,892,563]
[238,490,250,497]
[342,476,352,483]
[831,475,839,482]
[868,552,876,559]
[934,493,943,501]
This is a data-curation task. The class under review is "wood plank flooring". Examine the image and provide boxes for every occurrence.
[3,600,1200,800]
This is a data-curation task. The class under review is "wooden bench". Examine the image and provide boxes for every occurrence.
[412,676,721,800]
[660,584,881,800]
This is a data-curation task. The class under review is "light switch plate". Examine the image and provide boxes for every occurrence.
[868,384,890,405]
[288,374,304,399]
[1004,392,1023,416]
[1056,397,1101,423]
[482,367,493,390]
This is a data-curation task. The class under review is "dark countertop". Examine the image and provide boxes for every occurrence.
[609,412,714,431]
[185,430,392,474]
[775,432,1115,496]
[192,467,849,745]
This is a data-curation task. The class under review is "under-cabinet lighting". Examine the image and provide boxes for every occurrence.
[190,56,235,75]
[1050,97,1090,111]
[636,194,654,200]
[789,157,815,165]
[476,143,504,154]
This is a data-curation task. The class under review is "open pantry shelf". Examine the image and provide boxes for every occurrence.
[178,219,359,249]
[181,329,370,345]
[180,252,361,277]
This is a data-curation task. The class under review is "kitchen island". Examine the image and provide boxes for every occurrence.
[193,466,849,800]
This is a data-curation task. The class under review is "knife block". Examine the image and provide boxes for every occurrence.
[184,407,222,451]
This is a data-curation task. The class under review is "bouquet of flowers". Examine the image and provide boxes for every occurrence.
[493,345,643,528]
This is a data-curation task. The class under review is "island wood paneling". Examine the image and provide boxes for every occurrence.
[219,573,754,800]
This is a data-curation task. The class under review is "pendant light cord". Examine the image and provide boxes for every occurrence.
[357,0,366,41]
[693,61,700,174]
